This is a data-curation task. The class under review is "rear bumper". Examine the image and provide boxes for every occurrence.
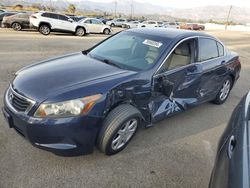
[2,96,102,156]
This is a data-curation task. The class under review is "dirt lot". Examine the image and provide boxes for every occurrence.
[0,29,249,188]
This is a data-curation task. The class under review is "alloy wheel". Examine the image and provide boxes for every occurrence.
[219,80,231,101]
[111,118,138,150]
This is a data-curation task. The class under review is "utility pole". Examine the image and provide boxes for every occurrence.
[114,1,117,18]
[130,0,133,19]
[225,5,232,30]
[49,0,52,12]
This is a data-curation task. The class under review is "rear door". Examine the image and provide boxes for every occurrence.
[57,14,73,31]
[151,38,202,122]
[41,13,59,29]
[197,37,227,102]
[18,14,30,27]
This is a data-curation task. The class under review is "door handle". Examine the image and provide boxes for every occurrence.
[221,60,226,65]
[186,66,197,75]
[228,135,236,159]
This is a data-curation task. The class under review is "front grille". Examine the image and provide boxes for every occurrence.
[11,93,30,112]
[7,86,35,113]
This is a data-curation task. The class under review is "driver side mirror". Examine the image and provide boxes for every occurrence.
[68,18,74,23]
[155,75,174,97]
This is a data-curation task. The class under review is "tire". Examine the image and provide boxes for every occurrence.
[103,28,110,35]
[12,22,22,31]
[111,23,115,27]
[75,27,85,36]
[212,76,232,104]
[39,24,50,35]
[127,25,130,29]
[97,104,142,155]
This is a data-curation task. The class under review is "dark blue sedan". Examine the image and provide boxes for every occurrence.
[2,28,241,156]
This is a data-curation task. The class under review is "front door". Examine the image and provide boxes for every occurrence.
[151,38,202,122]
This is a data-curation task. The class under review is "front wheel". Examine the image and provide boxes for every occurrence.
[75,27,85,36]
[12,22,22,31]
[213,76,232,104]
[97,104,141,155]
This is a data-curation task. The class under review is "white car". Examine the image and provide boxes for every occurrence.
[123,21,140,29]
[138,21,159,28]
[30,12,89,36]
[163,22,180,29]
[106,18,127,27]
[79,18,111,34]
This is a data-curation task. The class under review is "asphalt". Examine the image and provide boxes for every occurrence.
[0,28,249,188]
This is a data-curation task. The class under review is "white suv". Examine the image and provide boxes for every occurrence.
[30,12,89,36]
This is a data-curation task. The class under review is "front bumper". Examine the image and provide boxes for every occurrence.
[2,95,102,156]
[1,23,10,28]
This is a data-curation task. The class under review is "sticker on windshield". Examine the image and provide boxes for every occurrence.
[143,39,162,48]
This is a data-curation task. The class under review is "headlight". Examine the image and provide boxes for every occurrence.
[34,94,102,118]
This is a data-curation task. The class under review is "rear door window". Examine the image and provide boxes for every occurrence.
[49,13,58,19]
[92,19,101,24]
[198,38,219,62]
[217,42,224,56]
[58,15,68,21]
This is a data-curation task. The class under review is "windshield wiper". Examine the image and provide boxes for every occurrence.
[87,53,123,69]
[101,59,122,69]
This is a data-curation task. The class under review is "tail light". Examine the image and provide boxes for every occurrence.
[235,56,241,64]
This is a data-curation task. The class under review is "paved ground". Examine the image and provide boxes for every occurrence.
[0,28,249,188]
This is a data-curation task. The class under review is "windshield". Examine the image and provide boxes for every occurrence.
[89,32,167,71]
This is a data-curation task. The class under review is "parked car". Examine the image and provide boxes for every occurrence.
[156,21,164,27]
[209,91,249,188]
[122,20,140,29]
[69,15,86,22]
[0,12,17,27]
[2,28,240,156]
[79,18,111,34]
[198,24,205,30]
[164,22,180,29]
[138,20,159,28]
[95,17,110,24]
[30,12,89,36]
[180,23,205,31]
[180,23,193,30]
[2,13,31,31]
[106,18,127,27]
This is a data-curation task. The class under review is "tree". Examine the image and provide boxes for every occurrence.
[68,4,76,14]
[14,4,23,10]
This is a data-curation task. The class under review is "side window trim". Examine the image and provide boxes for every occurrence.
[154,36,226,76]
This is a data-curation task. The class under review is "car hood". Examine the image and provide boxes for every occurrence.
[12,52,136,102]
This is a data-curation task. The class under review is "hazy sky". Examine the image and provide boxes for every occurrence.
[81,0,250,8]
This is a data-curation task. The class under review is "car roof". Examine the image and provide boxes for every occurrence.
[128,28,214,40]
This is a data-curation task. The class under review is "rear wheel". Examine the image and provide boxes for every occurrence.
[213,76,232,104]
[39,24,50,35]
[111,23,115,27]
[97,104,141,155]
[12,22,22,31]
[75,27,85,36]
[103,28,110,35]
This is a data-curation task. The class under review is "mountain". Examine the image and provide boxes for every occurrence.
[1,0,250,23]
